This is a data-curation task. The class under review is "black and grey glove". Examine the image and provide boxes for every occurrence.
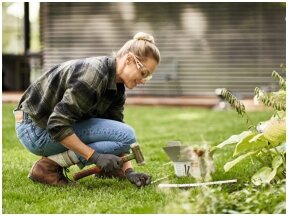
[125,168,152,187]
[88,151,123,173]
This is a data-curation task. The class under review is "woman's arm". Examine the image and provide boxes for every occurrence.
[60,133,95,160]
[122,160,133,172]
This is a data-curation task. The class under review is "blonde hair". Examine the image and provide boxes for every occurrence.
[116,32,161,64]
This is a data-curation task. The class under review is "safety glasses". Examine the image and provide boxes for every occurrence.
[129,52,153,81]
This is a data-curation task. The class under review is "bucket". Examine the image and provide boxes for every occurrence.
[163,141,214,179]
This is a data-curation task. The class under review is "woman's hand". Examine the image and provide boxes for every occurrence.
[125,168,152,187]
[88,151,123,173]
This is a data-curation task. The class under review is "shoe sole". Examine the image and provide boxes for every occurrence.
[28,174,73,186]
[28,170,71,187]
[27,162,38,181]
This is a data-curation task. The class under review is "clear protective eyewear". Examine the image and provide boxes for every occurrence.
[129,52,153,81]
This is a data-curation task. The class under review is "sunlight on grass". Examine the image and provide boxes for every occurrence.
[170,112,204,120]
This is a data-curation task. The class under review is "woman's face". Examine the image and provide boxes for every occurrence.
[119,53,158,89]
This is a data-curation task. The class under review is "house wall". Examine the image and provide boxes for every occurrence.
[40,2,285,97]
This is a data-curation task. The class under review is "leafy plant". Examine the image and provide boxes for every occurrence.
[213,69,286,185]
[161,180,286,214]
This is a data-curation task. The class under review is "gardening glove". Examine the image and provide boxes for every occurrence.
[88,151,123,173]
[125,168,152,188]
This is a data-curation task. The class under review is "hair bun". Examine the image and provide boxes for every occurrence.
[133,32,155,44]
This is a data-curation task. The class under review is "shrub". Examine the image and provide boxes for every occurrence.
[213,69,286,185]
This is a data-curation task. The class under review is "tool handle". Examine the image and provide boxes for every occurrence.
[73,155,131,181]
[73,166,102,181]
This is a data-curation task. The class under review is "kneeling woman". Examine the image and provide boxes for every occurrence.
[14,32,161,187]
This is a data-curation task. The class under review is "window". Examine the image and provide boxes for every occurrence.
[2,2,40,54]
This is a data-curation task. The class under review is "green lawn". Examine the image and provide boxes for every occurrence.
[2,103,285,214]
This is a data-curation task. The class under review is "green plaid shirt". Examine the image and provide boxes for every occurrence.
[17,56,126,141]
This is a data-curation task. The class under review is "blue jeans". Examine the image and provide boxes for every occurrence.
[15,117,137,166]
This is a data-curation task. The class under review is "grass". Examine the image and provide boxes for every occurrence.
[2,103,285,213]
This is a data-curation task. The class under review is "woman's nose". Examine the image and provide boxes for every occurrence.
[139,79,146,84]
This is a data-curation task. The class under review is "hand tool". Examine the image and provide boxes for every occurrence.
[73,143,145,181]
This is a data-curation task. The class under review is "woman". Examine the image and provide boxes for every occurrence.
[14,32,161,187]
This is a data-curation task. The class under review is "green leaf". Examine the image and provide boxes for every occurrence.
[251,167,277,186]
[249,133,264,142]
[276,165,285,179]
[251,155,284,185]
[269,142,286,154]
[233,133,268,157]
[263,119,286,146]
[216,131,252,149]
[272,155,283,170]
[224,151,257,172]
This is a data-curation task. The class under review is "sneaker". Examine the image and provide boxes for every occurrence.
[28,157,73,186]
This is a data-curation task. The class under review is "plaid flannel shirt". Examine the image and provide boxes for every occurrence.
[17,56,126,141]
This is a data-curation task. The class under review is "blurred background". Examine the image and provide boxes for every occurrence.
[2,2,286,101]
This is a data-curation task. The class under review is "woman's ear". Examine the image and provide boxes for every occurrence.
[126,53,133,65]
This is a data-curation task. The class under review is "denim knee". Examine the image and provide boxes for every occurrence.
[121,124,137,146]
